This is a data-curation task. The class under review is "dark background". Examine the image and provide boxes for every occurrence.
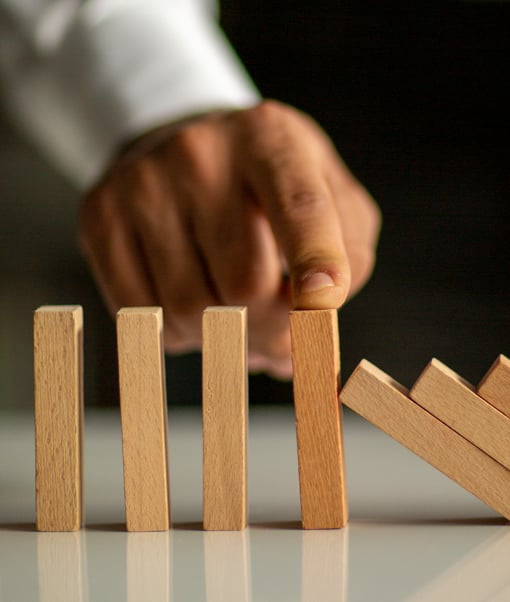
[1,1,508,406]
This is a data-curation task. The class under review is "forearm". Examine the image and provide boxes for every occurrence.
[0,0,260,188]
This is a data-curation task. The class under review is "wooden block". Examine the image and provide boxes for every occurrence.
[340,360,510,520]
[409,358,510,471]
[34,305,84,531]
[290,309,348,530]
[117,307,170,531]
[477,355,510,418]
[202,306,248,531]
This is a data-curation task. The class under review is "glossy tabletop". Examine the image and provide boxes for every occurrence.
[0,407,509,601]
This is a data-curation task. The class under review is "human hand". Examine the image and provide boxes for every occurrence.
[79,100,381,377]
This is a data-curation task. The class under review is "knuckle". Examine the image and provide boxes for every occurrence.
[280,189,331,217]
[171,124,204,157]
[236,99,286,133]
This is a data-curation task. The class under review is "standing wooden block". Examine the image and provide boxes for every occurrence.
[117,307,170,531]
[34,305,83,531]
[477,355,510,418]
[340,360,510,520]
[409,358,510,471]
[290,309,348,530]
[202,306,248,531]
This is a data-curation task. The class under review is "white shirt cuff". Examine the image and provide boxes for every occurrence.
[3,0,260,188]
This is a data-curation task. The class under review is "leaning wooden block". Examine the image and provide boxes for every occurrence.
[340,360,510,521]
[117,307,170,531]
[202,307,248,531]
[477,355,510,419]
[34,305,84,531]
[409,358,510,471]
[290,309,348,530]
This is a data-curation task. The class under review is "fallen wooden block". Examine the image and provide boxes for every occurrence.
[340,360,510,521]
[409,358,510,471]
[34,305,84,531]
[477,355,510,419]
[202,306,248,531]
[290,309,348,530]
[117,307,170,531]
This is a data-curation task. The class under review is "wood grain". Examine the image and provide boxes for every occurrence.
[34,305,84,531]
[477,355,510,419]
[290,309,348,530]
[202,307,248,531]
[340,360,510,520]
[409,358,510,470]
[117,307,170,531]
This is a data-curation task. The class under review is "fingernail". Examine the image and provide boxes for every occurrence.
[299,271,336,293]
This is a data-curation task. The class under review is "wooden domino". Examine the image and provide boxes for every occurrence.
[290,309,348,530]
[409,358,510,471]
[202,306,248,531]
[117,307,170,531]
[340,360,510,520]
[477,355,510,419]
[34,305,84,531]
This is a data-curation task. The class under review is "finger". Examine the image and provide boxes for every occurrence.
[79,189,157,314]
[190,186,293,355]
[325,155,382,297]
[123,159,219,351]
[242,124,351,310]
[168,123,293,363]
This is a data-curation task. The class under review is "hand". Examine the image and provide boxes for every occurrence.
[79,100,381,378]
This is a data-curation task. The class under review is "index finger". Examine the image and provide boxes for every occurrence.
[242,117,351,310]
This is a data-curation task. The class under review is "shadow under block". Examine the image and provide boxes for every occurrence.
[202,307,248,531]
[477,355,510,419]
[290,309,348,530]
[409,358,510,471]
[340,360,510,521]
[34,306,84,531]
[117,307,170,531]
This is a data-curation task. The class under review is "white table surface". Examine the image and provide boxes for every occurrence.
[1,406,509,601]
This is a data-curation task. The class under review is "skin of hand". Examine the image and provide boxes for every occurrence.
[79,100,381,378]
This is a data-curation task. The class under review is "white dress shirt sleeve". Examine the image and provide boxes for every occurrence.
[0,0,260,188]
